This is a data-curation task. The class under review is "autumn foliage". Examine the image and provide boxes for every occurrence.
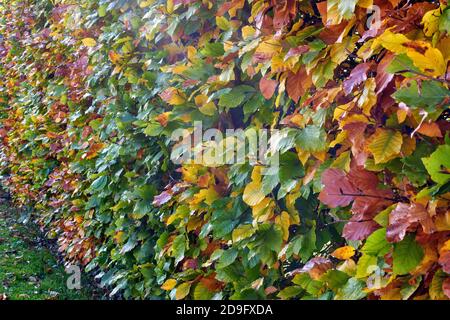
[0,0,449,300]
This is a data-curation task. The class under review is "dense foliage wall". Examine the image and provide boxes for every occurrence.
[0,0,449,300]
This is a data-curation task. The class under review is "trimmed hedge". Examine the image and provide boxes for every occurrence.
[0,0,449,300]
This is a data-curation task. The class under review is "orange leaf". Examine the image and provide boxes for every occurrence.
[259,76,277,100]
[331,246,355,260]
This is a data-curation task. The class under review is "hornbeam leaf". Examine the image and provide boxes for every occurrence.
[367,129,403,164]
[393,80,449,110]
[175,282,191,300]
[422,144,450,185]
[82,38,97,47]
[243,181,265,206]
[393,235,424,275]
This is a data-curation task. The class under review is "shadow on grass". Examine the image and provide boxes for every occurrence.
[0,202,95,300]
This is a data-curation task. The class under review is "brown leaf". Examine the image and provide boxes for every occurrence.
[286,67,311,103]
[416,122,442,138]
[299,257,332,280]
[272,0,297,31]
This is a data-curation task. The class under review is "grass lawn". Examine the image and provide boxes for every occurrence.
[0,202,94,300]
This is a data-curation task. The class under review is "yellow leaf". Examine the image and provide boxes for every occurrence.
[252,197,275,222]
[199,102,217,116]
[232,224,256,243]
[334,101,355,121]
[242,26,255,40]
[422,7,442,37]
[191,187,219,206]
[139,0,154,8]
[367,129,403,164]
[167,0,174,13]
[255,38,281,59]
[275,211,291,241]
[406,45,446,77]
[331,150,351,172]
[216,16,231,30]
[329,131,348,148]
[161,279,177,290]
[400,135,416,157]
[332,246,355,260]
[358,0,373,9]
[338,114,368,128]
[82,38,97,47]
[373,30,409,54]
[175,282,191,300]
[357,78,377,116]
[297,148,310,166]
[160,87,186,105]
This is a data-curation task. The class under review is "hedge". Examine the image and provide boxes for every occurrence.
[0,0,449,300]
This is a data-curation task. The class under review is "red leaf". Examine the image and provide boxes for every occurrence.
[318,168,358,208]
[386,203,435,243]
[343,220,379,241]
[343,63,372,95]
[259,76,277,100]
[347,163,380,191]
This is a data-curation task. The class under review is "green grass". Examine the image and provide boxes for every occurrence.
[0,202,94,300]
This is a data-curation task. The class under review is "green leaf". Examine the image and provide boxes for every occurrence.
[356,254,377,278]
[337,0,358,19]
[439,8,450,33]
[277,286,303,300]
[172,235,186,265]
[200,42,225,57]
[335,278,367,300]
[373,206,395,227]
[295,125,328,152]
[232,224,256,243]
[218,86,255,109]
[193,282,214,300]
[321,270,350,291]
[400,275,422,300]
[217,249,238,269]
[387,54,421,76]
[429,269,447,300]
[361,228,392,256]
[91,176,107,191]
[393,80,449,110]
[292,273,323,296]
[422,144,450,185]
[393,235,424,275]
